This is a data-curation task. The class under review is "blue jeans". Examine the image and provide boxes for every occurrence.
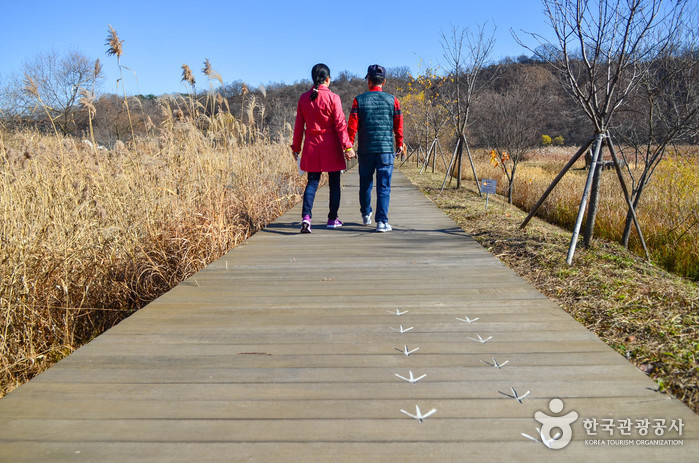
[358,152,395,224]
[302,171,341,220]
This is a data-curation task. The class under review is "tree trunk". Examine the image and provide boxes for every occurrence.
[441,137,460,192]
[621,182,646,247]
[463,137,482,196]
[456,141,463,189]
[507,162,517,204]
[508,182,514,204]
[566,133,604,265]
[432,141,436,173]
[583,161,603,247]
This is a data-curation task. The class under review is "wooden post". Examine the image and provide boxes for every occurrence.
[583,161,603,247]
[456,137,463,189]
[432,139,436,173]
[463,136,482,197]
[441,138,460,192]
[567,133,604,265]
[520,137,595,229]
[399,143,423,167]
[606,133,650,260]
[419,139,438,174]
[436,139,448,170]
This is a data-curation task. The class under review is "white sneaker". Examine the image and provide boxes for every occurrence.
[362,212,372,225]
[376,222,392,232]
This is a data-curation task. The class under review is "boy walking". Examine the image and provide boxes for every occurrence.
[348,65,404,232]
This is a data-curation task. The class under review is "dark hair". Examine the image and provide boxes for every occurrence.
[310,63,330,101]
[368,75,386,86]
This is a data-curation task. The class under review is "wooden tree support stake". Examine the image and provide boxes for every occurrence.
[606,133,650,260]
[520,137,595,230]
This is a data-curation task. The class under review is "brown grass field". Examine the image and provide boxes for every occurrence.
[0,123,303,398]
[417,145,698,280]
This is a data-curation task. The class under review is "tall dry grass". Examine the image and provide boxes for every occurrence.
[0,117,303,397]
[440,146,699,279]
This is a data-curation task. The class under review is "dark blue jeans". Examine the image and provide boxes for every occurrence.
[358,152,395,224]
[302,171,341,220]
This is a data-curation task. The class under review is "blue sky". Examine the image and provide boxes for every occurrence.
[0,0,554,96]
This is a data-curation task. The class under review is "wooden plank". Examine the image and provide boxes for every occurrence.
[0,397,690,421]
[2,417,697,443]
[28,365,652,385]
[36,351,634,370]
[0,441,694,463]
[1,380,679,402]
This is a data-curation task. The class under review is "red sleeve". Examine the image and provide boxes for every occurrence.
[393,97,403,150]
[290,96,305,153]
[347,98,359,145]
[332,94,352,150]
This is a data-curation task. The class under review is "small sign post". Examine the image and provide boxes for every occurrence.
[480,179,497,212]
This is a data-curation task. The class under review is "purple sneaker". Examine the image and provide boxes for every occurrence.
[301,215,311,233]
[326,218,343,229]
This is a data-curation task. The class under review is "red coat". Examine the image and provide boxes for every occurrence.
[291,85,352,173]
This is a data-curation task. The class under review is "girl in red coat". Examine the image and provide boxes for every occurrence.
[291,63,355,233]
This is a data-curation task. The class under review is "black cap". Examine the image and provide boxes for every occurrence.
[365,64,386,79]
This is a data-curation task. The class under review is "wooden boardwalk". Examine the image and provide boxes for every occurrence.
[0,170,696,462]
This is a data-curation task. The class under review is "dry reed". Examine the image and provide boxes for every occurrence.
[105,25,135,141]
[0,116,303,397]
[445,147,699,279]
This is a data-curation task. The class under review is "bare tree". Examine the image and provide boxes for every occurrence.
[93,94,153,145]
[616,22,698,247]
[475,68,553,203]
[20,50,103,134]
[0,74,21,118]
[400,66,452,170]
[518,0,687,264]
[437,23,496,190]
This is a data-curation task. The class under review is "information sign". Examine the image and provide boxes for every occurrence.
[480,179,497,194]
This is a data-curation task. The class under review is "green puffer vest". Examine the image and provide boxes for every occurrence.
[355,91,396,155]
